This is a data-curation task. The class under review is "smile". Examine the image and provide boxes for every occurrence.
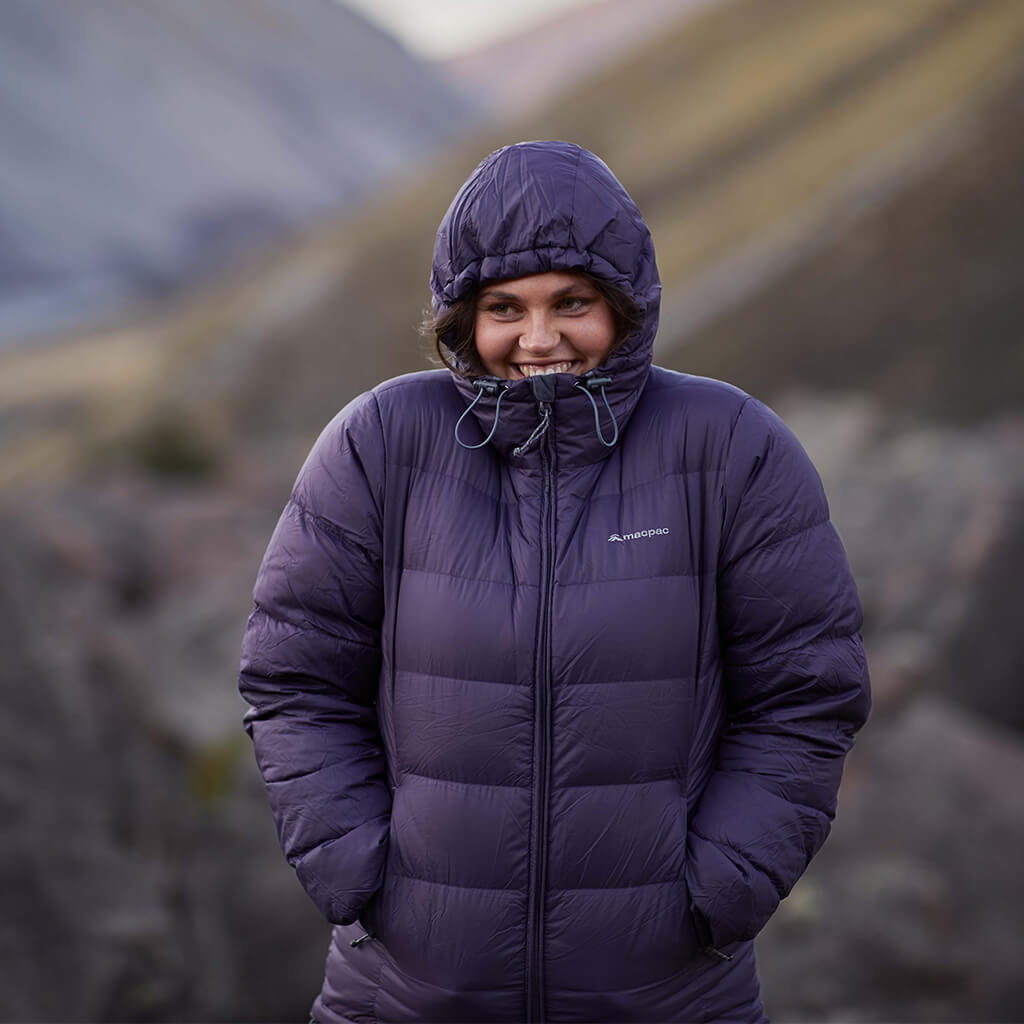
[513,361,577,378]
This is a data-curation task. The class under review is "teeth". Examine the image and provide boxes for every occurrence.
[520,362,573,377]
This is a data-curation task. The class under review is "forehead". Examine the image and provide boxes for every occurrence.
[478,270,596,298]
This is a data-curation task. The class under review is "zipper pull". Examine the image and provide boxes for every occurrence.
[350,931,376,948]
[701,945,734,962]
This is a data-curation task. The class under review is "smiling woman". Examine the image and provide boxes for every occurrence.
[474,271,617,379]
[239,140,870,1024]
[429,268,642,377]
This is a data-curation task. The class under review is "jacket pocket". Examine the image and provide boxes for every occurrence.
[683,879,734,963]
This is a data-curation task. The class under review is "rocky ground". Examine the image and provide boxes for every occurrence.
[0,469,329,1022]
[1,389,1022,1021]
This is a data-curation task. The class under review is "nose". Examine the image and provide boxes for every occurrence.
[520,311,559,354]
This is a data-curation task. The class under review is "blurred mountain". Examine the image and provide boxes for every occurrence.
[0,0,475,345]
[2,0,1024,1019]
[437,0,719,115]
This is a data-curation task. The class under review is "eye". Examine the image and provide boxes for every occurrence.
[557,295,589,312]
[486,301,515,316]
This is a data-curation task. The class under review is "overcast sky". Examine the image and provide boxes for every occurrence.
[338,0,597,59]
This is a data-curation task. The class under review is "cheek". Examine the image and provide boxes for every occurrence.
[473,319,510,371]
[583,309,617,361]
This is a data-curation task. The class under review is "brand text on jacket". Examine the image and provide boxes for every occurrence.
[607,528,670,542]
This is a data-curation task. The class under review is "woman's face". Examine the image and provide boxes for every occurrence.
[473,271,616,380]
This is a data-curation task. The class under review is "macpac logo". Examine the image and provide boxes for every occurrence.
[607,528,670,542]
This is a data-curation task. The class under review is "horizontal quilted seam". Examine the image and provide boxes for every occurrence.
[556,776,685,790]
[393,669,523,688]
[723,629,863,670]
[387,871,684,895]
[385,457,511,504]
[556,569,710,586]
[741,516,830,556]
[286,495,379,560]
[397,564,523,588]
[248,602,378,649]
[397,769,529,791]
[388,455,727,500]
[389,870,526,894]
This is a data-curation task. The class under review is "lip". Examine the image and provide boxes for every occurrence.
[511,360,579,378]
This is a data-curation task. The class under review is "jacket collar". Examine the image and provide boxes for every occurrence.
[451,323,654,468]
[434,141,661,467]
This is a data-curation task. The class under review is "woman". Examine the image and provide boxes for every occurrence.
[239,141,870,1023]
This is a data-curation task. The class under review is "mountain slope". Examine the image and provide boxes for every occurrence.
[3,0,1022,482]
[437,0,716,115]
[197,0,1024,434]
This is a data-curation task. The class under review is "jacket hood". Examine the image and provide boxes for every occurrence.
[430,141,662,464]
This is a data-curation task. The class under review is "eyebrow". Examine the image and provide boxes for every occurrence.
[478,283,592,301]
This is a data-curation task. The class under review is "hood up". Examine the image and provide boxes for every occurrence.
[430,141,662,465]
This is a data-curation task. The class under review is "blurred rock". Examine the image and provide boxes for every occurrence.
[759,696,1024,1022]
[941,491,1024,730]
[779,394,1024,726]
[0,486,328,1022]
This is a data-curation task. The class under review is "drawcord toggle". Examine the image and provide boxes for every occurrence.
[574,375,619,447]
[454,379,510,450]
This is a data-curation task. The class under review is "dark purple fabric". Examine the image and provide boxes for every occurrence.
[239,141,870,1023]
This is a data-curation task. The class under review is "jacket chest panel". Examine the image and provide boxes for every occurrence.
[387,450,722,680]
[548,460,720,682]
[389,462,541,689]
[553,455,721,583]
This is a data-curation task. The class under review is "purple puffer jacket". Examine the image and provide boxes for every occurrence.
[239,141,870,1023]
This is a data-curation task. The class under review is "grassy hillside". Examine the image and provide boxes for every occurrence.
[670,69,1024,422]
[2,0,1022,488]
[531,0,1024,284]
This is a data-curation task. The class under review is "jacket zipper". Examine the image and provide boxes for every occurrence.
[526,419,556,1023]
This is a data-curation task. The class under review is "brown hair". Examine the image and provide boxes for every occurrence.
[423,272,643,377]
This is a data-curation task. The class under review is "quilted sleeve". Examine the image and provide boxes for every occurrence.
[239,391,390,926]
[686,397,871,949]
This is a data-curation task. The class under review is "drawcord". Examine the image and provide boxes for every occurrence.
[456,374,618,454]
[454,379,510,450]
[511,404,551,457]
[574,376,619,447]
[512,372,557,457]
